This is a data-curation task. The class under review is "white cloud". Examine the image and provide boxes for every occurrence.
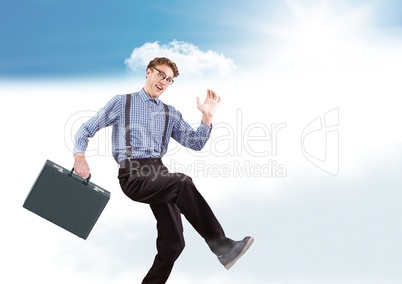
[124,40,236,77]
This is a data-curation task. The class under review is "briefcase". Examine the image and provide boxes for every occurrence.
[23,159,110,239]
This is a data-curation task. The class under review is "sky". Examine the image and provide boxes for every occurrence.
[1,0,402,283]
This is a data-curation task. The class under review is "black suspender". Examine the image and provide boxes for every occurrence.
[161,103,169,154]
[125,94,132,158]
[125,94,169,159]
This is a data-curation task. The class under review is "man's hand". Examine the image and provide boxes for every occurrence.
[74,153,90,179]
[197,89,221,126]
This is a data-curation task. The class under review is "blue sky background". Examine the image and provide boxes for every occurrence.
[2,1,402,284]
[2,0,402,78]
[2,0,270,77]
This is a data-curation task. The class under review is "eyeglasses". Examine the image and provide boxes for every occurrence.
[153,67,174,85]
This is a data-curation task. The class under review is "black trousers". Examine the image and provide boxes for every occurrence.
[118,159,234,284]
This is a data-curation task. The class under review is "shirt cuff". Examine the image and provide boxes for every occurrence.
[200,121,212,129]
[199,121,212,137]
[73,147,86,156]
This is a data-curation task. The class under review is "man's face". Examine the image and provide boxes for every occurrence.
[144,64,174,99]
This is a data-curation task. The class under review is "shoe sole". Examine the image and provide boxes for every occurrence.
[224,237,254,270]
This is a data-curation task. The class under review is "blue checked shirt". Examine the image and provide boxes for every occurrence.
[74,88,212,163]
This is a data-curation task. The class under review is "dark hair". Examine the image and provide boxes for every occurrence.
[147,57,179,77]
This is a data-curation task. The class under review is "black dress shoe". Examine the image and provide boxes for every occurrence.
[217,236,254,270]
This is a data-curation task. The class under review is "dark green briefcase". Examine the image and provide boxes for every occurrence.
[23,159,110,239]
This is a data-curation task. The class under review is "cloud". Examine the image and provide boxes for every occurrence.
[124,40,236,77]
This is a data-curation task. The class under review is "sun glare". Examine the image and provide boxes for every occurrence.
[264,0,372,69]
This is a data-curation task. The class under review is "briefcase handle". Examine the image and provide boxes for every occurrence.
[69,168,91,185]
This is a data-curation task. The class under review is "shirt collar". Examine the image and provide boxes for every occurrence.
[139,88,161,105]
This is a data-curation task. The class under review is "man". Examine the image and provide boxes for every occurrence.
[73,57,253,283]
